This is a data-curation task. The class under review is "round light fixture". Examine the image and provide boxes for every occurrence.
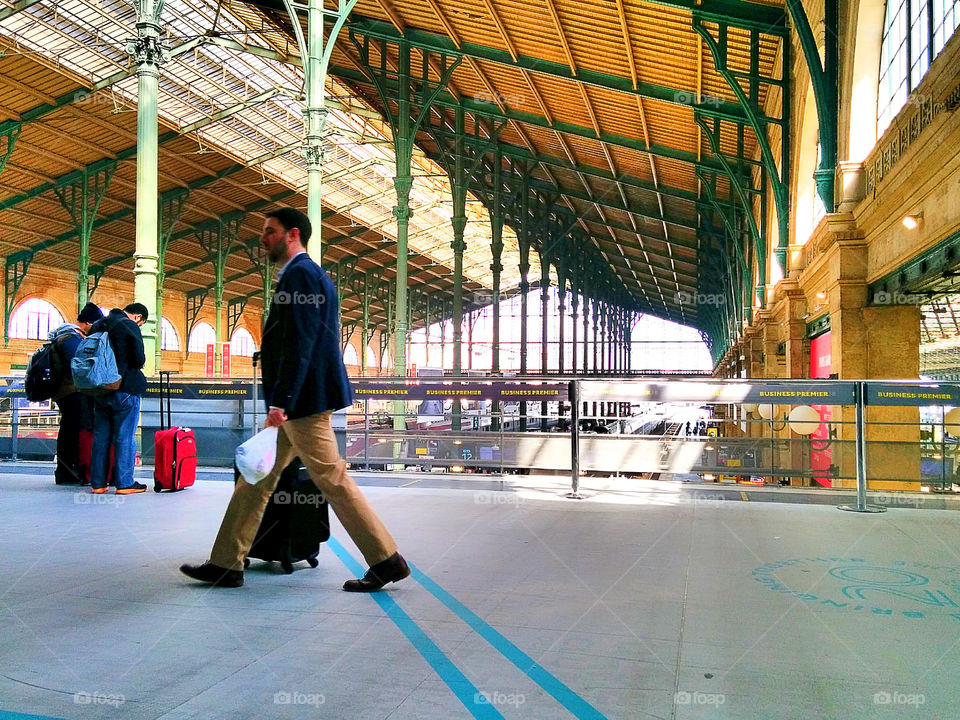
[788,405,822,435]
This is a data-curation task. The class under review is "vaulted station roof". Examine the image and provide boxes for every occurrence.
[1,0,791,359]
[236,0,790,354]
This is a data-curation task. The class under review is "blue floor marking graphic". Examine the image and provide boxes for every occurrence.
[410,563,609,720]
[327,538,504,720]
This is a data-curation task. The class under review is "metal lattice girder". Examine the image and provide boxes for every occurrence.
[346,16,773,120]
[692,16,789,280]
[330,63,725,172]
[0,93,298,215]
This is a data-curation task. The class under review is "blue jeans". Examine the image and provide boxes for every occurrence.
[92,392,140,490]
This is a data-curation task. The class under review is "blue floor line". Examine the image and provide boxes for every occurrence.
[326,538,504,720]
[0,712,69,720]
[410,563,610,720]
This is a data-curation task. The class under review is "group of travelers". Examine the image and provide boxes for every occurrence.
[684,420,708,435]
[48,301,150,494]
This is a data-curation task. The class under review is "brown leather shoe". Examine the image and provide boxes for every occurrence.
[180,562,243,588]
[343,552,410,592]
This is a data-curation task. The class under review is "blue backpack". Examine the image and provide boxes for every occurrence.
[71,319,122,394]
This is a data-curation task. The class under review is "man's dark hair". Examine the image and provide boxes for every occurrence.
[266,207,312,247]
[124,302,149,321]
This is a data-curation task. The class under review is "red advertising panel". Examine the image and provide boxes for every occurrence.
[809,332,832,487]
[221,343,231,376]
[205,343,215,377]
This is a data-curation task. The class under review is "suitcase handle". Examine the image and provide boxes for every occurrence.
[158,370,173,430]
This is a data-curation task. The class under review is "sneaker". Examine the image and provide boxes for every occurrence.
[116,482,147,495]
[90,487,108,494]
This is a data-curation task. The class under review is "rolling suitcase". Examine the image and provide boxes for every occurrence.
[239,459,330,574]
[153,371,197,492]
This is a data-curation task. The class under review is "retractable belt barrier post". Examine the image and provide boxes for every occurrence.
[568,380,582,499]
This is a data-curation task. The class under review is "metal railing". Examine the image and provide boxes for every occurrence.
[2,375,958,511]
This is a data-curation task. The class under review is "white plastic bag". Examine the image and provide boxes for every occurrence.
[235,426,278,483]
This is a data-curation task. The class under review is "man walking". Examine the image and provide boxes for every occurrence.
[89,303,149,495]
[50,302,103,484]
[181,207,409,591]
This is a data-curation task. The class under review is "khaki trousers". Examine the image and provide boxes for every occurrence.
[210,411,397,572]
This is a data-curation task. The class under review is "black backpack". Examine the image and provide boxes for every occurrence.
[25,337,67,402]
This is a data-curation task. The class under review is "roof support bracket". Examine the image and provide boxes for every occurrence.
[3,250,32,347]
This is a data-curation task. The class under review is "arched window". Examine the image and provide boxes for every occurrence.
[231,327,256,357]
[366,346,377,368]
[380,350,392,370]
[878,0,959,135]
[9,298,64,340]
[343,344,359,366]
[187,322,216,355]
[160,317,180,351]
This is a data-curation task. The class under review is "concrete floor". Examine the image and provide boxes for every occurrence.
[0,471,957,720]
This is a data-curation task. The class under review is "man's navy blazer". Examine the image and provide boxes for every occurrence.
[260,252,354,418]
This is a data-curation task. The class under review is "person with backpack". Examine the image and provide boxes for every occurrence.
[86,303,149,495]
[47,302,104,485]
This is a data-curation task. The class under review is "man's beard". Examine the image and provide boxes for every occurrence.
[266,244,285,263]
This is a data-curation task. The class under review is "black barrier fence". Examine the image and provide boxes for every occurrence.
[3,377,959,509]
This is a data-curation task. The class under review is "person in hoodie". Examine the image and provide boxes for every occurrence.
[88,303,149,495]
[49,302,104,485]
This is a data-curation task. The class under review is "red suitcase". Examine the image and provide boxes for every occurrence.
[153,371,197,492]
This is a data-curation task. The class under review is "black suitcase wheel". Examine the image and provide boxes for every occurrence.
[281,561,294,574]
[153,481,161,493]
[307,556,319,568]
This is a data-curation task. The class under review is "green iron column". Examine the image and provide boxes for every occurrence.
[518,189,531,432]
[360,272,370,375]
[556,257,567,375]
[281,0,359,261]
[196,217,239,376]
[490,198,504,432]
[155,191,187,371]
[450,107,468,431]
[539,254,550,431]
[349,34,460,435]
[490,159,504,376]
[130,0,166,375]
[569,275,579,375]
